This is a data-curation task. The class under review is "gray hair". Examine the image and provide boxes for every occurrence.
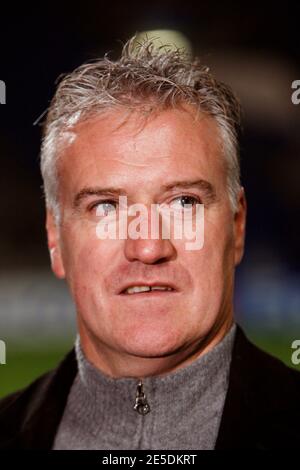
[40,36,242,219]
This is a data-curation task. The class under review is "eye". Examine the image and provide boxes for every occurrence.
[89,200,117,216]
[169,195,200,211]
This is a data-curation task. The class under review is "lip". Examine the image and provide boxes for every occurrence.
[117,281,178,295]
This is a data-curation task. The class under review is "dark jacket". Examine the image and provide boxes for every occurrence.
[0,325,300,450]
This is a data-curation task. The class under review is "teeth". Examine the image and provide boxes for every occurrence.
[126,286,151,294]
[151,286,172,291]
[125,286,173,294]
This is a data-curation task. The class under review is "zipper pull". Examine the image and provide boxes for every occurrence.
[133,379,150,415]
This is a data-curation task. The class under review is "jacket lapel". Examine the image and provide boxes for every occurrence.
[215,325,257,449]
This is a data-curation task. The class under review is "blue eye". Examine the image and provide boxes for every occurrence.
[92,200,117,215]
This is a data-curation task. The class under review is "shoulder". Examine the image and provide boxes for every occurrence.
[0,348,77,449]
[0,370,56,448]
[216,325,300,449]
[234,325,300,393]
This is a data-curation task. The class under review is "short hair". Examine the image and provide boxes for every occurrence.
[40,36,242,219]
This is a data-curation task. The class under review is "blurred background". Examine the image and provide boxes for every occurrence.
[0,1,299,397]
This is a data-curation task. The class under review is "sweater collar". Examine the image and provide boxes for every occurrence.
[72,323,236,435]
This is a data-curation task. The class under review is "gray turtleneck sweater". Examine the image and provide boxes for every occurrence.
[53,323,236,450]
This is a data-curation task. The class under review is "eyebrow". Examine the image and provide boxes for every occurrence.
[74,186,128,208]
[162,179,217,201]
[73,179,217,208]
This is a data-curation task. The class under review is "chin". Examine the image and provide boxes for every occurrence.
[119,330,184,358]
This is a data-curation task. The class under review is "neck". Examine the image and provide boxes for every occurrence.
[78,315,234,379]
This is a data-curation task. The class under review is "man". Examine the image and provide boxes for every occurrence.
[0,37,299,450]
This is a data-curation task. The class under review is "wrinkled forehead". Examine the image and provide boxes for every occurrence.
[56,106,227,196]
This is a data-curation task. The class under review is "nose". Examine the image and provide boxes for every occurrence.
[124,237,176,264]
[123,208,176,264]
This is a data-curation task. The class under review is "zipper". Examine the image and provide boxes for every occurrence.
[133,379,150,415]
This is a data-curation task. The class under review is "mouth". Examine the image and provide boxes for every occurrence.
[119,284,177,296]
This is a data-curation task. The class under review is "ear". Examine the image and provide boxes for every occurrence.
[233,187,247,266]
[46,210,66,279]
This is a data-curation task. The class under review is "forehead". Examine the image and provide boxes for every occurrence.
[58,106,226,193]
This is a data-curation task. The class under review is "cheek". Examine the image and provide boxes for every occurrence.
[60,224,118,290]
[175,213,234,292]
[62,236,120,332]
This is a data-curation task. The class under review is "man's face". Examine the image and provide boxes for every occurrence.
[47,106,246,366]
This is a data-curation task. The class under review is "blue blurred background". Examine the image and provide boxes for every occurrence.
[0,1,299,398]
